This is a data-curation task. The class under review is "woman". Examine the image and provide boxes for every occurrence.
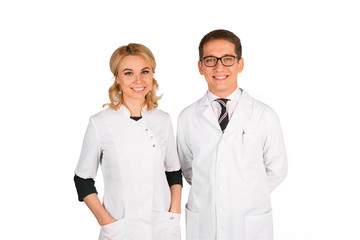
[74,43,182,240]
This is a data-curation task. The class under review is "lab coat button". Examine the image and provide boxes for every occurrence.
[153,144,155,147]
[145,129,148,131]
[169,216,174,220]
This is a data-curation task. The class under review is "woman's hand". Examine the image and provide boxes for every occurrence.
[169,207,181,214]
[83,193,117,226]
[99,216,117,226]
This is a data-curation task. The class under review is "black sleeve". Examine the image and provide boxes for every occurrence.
[165,169,183,187]
[74,175,98,202]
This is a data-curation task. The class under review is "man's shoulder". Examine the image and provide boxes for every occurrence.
[178,95,205,120]
[243,91,279,119]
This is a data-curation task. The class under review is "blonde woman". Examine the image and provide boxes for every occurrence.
[74,44,182,240]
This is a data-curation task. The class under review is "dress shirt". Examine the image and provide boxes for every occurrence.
[207,88,242,120]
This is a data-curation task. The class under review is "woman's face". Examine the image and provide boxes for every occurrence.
[115,55,153,104]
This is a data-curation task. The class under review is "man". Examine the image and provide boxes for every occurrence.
[177,29,287,240]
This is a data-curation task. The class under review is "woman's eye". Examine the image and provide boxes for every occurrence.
[142,70,149,74]
[124,72,133,76]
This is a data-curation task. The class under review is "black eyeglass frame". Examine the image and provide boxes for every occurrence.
[200,55,240,67]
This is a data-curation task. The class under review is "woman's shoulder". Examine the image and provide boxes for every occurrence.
[147,108,170,119]
[89,107,118,122]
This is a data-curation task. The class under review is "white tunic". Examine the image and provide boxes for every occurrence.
[75,106,181,240]
[177,90,287,240]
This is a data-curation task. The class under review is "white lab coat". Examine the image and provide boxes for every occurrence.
[177,90,287,240]
[75,106,181,240]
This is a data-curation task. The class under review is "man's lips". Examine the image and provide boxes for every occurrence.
[213,75,229,80]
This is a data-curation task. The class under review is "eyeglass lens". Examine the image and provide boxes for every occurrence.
[204,56,236,67]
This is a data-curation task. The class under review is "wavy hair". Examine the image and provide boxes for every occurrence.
[104,43,161,110]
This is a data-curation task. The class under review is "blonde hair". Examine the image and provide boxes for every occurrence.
[104,43,161,110]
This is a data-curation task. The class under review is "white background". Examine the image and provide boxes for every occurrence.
[1,0,359,239]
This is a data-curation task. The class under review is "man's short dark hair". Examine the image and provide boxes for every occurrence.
[199,29,242,60]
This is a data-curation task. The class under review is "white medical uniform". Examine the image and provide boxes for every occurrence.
[75,106,181,240]
[177,89,287,240]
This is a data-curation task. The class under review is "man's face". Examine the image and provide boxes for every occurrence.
[198,39,244,98]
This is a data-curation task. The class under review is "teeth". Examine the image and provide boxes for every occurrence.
[132,87,145,91]
[214,76,227,80]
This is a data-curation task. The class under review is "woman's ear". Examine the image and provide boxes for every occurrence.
[115,75,122,85]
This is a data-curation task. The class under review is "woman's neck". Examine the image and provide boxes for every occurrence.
[123,99,144,117]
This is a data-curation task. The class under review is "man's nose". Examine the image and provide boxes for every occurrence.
[214,59,226,70]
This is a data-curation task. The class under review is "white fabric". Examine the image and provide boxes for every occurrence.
[75,106,181,240]
[177,89,287,240]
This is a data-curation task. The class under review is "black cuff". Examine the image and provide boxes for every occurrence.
[165,169,183,187]
[74,175,98,202]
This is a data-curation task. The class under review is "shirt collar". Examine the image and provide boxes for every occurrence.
[117,104,149,117]
[207,88,242,103]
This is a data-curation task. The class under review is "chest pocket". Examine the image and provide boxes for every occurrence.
[240,131,263,159]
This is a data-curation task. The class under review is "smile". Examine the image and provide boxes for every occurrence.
[213,75,228,80]
[131,87,145,91]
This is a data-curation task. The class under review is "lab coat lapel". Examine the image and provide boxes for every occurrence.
[224,90,253,134]
[198,93,222,132]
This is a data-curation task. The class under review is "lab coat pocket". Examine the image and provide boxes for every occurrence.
[245,209,273,240]
[152,211,181,240]
[240,132,262,159]
[185,205,199,240]
[99,218,125,240]
[241,132,258,145]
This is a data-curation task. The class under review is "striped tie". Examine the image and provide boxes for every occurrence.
[215,98,229,132]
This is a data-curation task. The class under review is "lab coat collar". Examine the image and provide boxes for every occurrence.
[117,104,150,118]
[117,105,131,117]
[224,90,252,134]
[200,89,253,134]
[207,88,242,104]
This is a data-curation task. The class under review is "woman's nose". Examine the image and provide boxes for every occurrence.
[134,74,142,82]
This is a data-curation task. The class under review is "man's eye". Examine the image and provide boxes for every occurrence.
[205,58,216,63]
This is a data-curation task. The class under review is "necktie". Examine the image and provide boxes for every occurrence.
[215,98,229,132]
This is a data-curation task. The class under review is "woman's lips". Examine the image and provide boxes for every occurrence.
[131,87,145,92]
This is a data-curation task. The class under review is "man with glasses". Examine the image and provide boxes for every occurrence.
[177,29,287,240]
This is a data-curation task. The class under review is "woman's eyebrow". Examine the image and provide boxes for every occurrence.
[122,68,133,72]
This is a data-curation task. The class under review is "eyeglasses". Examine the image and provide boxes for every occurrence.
[201,55,240,67]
